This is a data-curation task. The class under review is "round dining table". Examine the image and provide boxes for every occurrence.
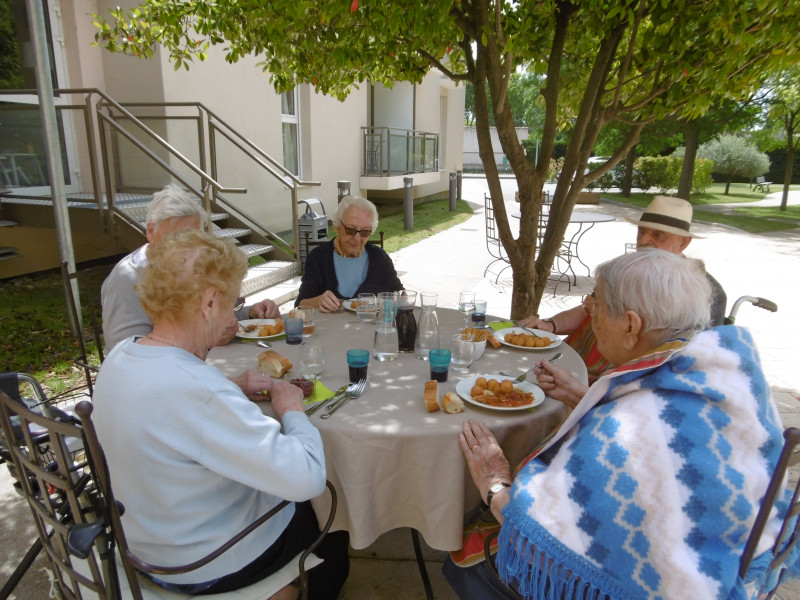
[207,306,588,552]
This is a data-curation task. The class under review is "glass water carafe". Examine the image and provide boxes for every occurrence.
[414,292,440,360]
[396,290,418,353]
[373,292,399,361]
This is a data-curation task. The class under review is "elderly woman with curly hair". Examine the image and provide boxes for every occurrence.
[445,249,795,600]
[92,229,348,599]
[296,195,403,313]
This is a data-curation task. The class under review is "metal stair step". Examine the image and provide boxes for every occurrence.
[0,246,21,261]
[238,243,274,257]
[215,227,251,240]
[240,260,299,298]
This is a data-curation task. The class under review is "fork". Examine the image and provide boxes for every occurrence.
[512,352,562,384]
[321,379,366,418]
[513,320,544,337]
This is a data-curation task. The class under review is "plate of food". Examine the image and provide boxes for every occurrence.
[342,299,358,312]
[494,327,561,351]
[455,374,545,411]
[237,319,285,340]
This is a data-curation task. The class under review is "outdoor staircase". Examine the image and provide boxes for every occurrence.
[0,89,317,307]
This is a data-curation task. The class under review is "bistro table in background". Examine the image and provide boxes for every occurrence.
[512,208,616,289]
[207,307,588,552]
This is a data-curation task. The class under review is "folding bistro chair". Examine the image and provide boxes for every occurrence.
[484,193,511,283]
[72,400,337,599]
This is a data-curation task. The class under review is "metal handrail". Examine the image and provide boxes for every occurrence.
[2,88,319,261]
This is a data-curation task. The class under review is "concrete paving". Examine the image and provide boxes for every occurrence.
[2,178,799,599]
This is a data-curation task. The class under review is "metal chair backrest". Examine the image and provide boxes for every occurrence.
[61,261,111,395]
[74,401,337,600]
[739,427,800,596]
[0,389,116,599]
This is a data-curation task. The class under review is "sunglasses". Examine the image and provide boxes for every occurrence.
[342,224,372,238]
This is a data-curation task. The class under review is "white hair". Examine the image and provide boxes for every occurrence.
[595,248,712,341]
[332,195,379,233]
[146,184,206,231]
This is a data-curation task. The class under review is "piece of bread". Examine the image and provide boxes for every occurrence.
[485,331,501,349]
[257,350,292,378]
[442,392,465,414]
[424,380,440,412]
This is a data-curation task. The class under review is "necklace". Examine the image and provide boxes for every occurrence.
[144,333,177,346]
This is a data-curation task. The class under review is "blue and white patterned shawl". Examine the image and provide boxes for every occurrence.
[496,326,795,600]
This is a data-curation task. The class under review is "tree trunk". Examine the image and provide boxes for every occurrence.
[677,122,699,200]
[724,177,732,195]
[621,145,636,196]
[781,122,795,211]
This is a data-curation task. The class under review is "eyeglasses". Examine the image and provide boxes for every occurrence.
[582,291,597,314]
[342,224,372,238]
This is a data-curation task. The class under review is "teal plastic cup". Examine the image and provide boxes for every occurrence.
[347,349,370,382]
[428,348,451,382]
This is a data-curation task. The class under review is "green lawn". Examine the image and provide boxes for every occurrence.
[605,183,800,234]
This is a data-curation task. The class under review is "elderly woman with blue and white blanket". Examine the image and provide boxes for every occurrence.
[445,249,796,600]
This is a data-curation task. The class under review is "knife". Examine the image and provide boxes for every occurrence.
[305,385,348,416]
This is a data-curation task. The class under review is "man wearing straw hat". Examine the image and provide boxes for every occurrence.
[521,195,726,382]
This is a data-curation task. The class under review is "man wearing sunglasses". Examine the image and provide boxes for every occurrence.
[520,195,726,382]
[296,195,403,312]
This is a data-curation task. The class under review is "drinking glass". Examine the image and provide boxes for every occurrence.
[346,349,370,382]
[429,349,451,382]
[471,300,487,325]
[356,293,378,324]
[293,307,316,336]
[300,340,326,379]
[284,317,304,345]
[458,291,476,329]
[449,333,474,373]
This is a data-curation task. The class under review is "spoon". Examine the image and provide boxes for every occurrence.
[257,341,272,349]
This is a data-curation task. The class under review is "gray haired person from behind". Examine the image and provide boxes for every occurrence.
[102,184,206,350]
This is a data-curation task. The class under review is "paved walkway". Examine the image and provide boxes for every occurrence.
[2,179,798,599]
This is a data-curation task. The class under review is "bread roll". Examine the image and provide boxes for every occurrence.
[424,380,440,412]
[257,350,292,378]
[442,392,465,414]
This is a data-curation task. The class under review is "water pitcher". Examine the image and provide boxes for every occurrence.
[414,292,440,360]
[373,292,399,361]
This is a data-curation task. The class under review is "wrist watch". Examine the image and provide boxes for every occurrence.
[486,482,511,511]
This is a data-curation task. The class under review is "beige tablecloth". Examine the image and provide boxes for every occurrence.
[207,307,588,551]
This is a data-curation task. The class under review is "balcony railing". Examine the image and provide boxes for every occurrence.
[361,127,439,176]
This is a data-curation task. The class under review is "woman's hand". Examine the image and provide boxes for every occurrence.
[534,359,588,409]
[229,369,275,401]
[301,291,341,314]
[270,379,304,418]
[517,315,548,329]
[458,420,512,510]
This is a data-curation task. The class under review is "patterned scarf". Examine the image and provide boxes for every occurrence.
[497,326,794,599]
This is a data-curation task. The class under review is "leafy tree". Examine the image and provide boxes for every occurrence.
[0,0,25,90]
[92,0,800,316]
[761,69,800,210]
[465,72,546,129]
[697,134,770,194]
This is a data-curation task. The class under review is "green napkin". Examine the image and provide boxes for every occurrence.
[304,380,335,405]
[488,321,514,331]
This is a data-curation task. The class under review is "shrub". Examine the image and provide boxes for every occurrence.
[691,158,714,193]
[633,156,682,193]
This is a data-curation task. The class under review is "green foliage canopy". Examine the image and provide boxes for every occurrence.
[92,0,800,315]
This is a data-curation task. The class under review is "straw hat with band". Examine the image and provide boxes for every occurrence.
[626,195,703,239]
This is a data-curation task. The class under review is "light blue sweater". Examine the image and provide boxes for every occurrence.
[92,339,326,584]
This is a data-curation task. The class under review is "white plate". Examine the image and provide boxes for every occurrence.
[236,319,285,340]
[342,299,357,312]
[455,374,545,412]
[494,327,562,351]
